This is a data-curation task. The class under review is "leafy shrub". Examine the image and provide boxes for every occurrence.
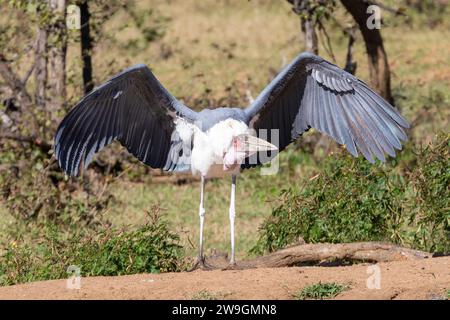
[0,210,183,286]
[252,133,449,255]
[407,134,449,252]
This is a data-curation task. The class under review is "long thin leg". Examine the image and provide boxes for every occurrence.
[198,175,206,261]
[189,175,209,271]
[229,175,237,266]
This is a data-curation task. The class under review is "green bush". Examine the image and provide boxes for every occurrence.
[0,211,183,286]
[252,133,449,255]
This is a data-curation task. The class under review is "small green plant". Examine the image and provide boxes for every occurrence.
[294,282,347,300]
[190,290,228,300]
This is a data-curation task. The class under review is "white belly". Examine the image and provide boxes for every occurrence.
[188,119,249,177]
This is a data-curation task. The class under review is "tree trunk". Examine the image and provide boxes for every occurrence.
[246,242,432,268]
[288,0,330,157]
[34,26,48,108]
[289,0,319,54]
[301,17,319,54]
[79,0,94,94]
[344,27,357,75]
[203,242,433,269]
[340,0,394,104]
[48,0,67,114]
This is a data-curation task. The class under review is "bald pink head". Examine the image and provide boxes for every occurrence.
[222,134,278,171]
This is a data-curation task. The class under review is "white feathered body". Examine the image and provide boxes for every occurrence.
[174,118,250,177]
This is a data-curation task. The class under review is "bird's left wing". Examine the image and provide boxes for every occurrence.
[55,64,197,176]
[243,52,409,166]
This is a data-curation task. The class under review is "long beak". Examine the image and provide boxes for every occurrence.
[235,134,278,155]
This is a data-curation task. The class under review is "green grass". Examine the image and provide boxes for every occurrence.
[294,282,347,300]
[190,290,229,300]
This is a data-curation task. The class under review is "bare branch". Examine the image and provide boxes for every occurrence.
[0,54,33,106]
[22,61,36,85]
[317,20,336,63]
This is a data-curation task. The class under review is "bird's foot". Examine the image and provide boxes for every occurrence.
[222,261,240,271]
[189,256,213,271]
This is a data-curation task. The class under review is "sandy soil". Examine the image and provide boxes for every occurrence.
[0,257,448,300]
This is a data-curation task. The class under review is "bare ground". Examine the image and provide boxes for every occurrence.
[0,257,448,300]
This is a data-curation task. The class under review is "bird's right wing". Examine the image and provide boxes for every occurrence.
[243,52,409,167]
[54,64,198,176]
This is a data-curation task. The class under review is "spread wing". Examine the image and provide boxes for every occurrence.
[243,52,409,167]
[54,64,197,176]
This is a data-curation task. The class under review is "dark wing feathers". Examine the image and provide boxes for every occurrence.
[243,52,409,167]
[54,64,197,176]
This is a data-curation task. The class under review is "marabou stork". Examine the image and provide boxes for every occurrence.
[54,52,410,269]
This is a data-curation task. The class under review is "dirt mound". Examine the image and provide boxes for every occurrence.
[0,257,448,300]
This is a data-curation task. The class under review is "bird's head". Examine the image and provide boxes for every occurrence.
[223,133,278,171]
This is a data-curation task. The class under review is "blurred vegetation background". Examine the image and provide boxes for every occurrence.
[0,0,448,285]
